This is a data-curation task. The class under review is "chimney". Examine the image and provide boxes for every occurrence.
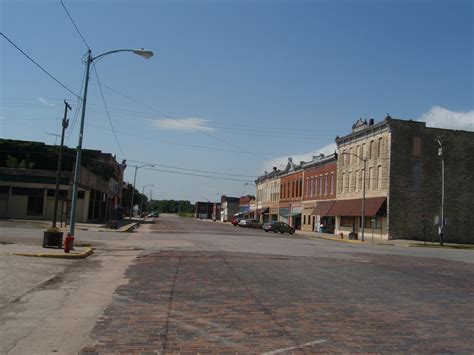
[272,167,277,172]
[300,161,305,165]
[288,157,293,163]
[369,118,374,126]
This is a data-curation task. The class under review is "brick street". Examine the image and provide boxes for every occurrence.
[82,247,474,353]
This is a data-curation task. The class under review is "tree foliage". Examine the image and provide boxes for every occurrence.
[149,200,194,214]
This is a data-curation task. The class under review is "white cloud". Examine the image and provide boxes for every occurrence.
[262,142,337,173]
[36,97,56,107]
[418,106,474,132]
[150,117,215,132]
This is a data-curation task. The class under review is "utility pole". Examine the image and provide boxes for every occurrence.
[52,100,71,228]
[437,137,445,246]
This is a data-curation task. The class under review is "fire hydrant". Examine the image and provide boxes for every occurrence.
[64,233,74,253]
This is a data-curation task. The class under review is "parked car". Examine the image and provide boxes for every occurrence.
[249,220,262,229]
[231,217,240,226]
[239,219,262,229]
[263,221,295,234]
[238,219,252,227]
[147,212,159,218]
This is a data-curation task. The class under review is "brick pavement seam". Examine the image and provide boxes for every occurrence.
[162,256,181,355]
[221,255,301,349]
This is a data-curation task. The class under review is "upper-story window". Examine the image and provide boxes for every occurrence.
[362,143,366,158]
[330,173,334,194]
[378,137,383,157]
[349,148,353,164]
[369,140,374,159]
[324,174,328,195]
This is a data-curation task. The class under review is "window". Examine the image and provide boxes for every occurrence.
[0,186,9,194]
[412,161,421,190]
[349,148,353,164]
[324,175,328,195]
[412,136,421,157]
[368,167,373,190]
[78,190,85,199]
[362,143,366,158]
[305,179,309,197]
[340,216,354,227]
[355,170,359,191]
[341,173,345,193]
[360,216,382,229]
[377,165,382,189]
[299,178,303,197]
[378,137,383,157]
[369,140,374,159]
[46,189,68,199]
[319,175,323,195]
[348,172,352,192]
[27,195,44,216]
[12,187,44,196]
[303,215,306,224]
[330,173,334,194]
[310,178,314,196]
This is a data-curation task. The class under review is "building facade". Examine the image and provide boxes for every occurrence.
[220,196,240,222]
[0,140,126,223]
[255,167,280,223]
[301,154,337,232]
[278,158,303,229]
[332,116,474,243]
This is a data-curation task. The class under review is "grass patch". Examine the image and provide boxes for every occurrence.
[177,212,193,218]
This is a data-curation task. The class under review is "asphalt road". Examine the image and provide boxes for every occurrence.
[1,214,473,354]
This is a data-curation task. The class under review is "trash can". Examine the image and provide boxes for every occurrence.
[349,231,358,240]
[43,230,63,248]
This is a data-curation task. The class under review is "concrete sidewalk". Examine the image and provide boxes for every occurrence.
[296,229,474,249]
[0,243,94,259]
[4,218,140,233]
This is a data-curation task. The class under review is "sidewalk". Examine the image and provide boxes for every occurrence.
[5,218,140,233]
[296,229,474,249]
[0,243,94,259]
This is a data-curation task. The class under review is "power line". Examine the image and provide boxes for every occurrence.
[59,0,90,49]
[142,166,253,183]
[66,63,87,144]
[121,158,256,178]
[92,64,126,159]
[0,32,81,99]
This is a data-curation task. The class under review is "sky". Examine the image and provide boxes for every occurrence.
[1,0,473,203]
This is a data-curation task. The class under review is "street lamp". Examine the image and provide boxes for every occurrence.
[129,164,155,221]
[140,184,154,218]
[201,197,210,219]
[69,48,153,238]
[341,151,367,242]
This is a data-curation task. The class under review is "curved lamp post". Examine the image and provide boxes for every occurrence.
[140,184,154,218]
[69,49,153,237]
[341,152,367,242]
[129,164,155,221]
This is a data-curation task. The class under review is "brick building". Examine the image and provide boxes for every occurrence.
[301,154,337,232]
[278,158,304,229]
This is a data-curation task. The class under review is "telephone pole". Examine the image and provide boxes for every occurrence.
[52,100,72,228]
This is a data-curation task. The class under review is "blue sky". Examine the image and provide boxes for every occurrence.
[1,0,472,202]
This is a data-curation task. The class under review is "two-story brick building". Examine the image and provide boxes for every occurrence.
[255,167,280,223]
[278,158,303,229]
[301,153,337,232]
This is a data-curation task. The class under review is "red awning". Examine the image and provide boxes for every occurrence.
[312,201,336,216]
[327,197,386,217]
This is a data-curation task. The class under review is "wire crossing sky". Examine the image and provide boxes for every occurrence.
[1,0,472,201]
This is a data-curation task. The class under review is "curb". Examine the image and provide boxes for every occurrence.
[297,232,397,246]
[12,247,94,259]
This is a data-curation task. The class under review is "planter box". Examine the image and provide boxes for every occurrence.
[43,230,64,248]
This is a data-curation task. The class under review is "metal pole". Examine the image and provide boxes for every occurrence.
[129,166,138,221]
[140,185,145,218]
[69,50,91,237]
[52,100,71,228]
[440,147,445,246]
[361,158,366,242]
